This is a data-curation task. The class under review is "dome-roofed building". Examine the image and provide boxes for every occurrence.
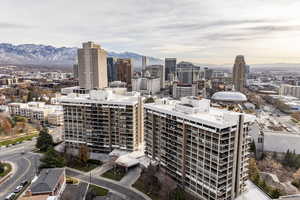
[211,91,247,103]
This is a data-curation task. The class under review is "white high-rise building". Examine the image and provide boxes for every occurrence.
[144,97,255,200]
[78,41,108,89]
[59,88,144,153]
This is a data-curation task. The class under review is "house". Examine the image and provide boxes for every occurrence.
[22,168,66,200]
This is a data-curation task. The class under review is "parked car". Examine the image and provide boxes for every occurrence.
[21,180,28,186]
[14,185,23,193]
[5,193,16,200]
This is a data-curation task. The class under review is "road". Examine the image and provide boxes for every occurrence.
[66,168,151,200]
[0,129,150,200]
[0,140,40,199]
[0,129,61,199]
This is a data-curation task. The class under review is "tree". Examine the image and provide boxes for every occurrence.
[0,162,4,174]
[250,140,256,153]
[145,97,155,104]
[40,147,65,169]
[270,188,282,199]
[36,128,54,152]
[78,144,90,164]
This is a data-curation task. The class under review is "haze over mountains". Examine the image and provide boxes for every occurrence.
[0,43,300,71]
[0,43,162,68]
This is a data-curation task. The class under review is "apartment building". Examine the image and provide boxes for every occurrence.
[59,88,143,153]
[48,112,64,126]
[280,84,300,98]
[132,76,161,95]
[144,97,254,200]
[8,102,63,124]
[172,82,198,99]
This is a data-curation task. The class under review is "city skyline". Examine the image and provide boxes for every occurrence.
[1,0,300,64]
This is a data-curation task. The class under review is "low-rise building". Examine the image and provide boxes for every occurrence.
[23,168,66,200]
[280,84,300,98]
[8,102,63,125]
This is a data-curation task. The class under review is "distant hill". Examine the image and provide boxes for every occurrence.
[0,43,162,68]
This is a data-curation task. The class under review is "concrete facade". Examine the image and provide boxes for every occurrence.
[172,82,198,99]
[145,65,165,89]
[144,97,254,200]
[116,58,133,89]
[59,88,144,153]
[232,55,246,92]
[279,84,300,98]
[78,41,108,89]
[132,77,161,95]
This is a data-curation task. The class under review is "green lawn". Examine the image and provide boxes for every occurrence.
[0,134,37,147]
[89,184,109,196]
[67,159,102,172]
[0,163,12,177]
[101,169,126,181]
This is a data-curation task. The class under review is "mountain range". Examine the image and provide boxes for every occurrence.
[0,43,162,68]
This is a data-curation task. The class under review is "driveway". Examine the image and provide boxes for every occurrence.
[119,167,141,187]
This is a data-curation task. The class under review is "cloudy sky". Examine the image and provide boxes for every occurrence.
[1,0,300,64]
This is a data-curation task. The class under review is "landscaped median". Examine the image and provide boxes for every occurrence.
[0,133,38,147]
[0,161,13,184]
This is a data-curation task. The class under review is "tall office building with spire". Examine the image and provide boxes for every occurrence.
[232,55,246,92]
[78,41,108,89]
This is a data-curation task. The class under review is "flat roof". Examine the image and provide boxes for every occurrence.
[145,99,255,129]
[59,89,141,106]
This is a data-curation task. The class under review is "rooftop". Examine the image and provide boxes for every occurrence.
[59,88,141,105]
[211,91,247,102]
[145,97,255,129]
[30,168,64,195]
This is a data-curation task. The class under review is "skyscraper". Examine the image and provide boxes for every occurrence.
[142,56,147,74]
[165,58,177,81]
[232,55,246,91]
[78,41,108,89]
[116,58,133,88]
[176,61,201,84]
[107,57,117,82]
[204,67,214,80]
[73,64,79,79]
[145,64,165,89]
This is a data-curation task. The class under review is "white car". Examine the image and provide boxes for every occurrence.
[14,185,23,193]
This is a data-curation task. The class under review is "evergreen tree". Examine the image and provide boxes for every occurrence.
[36,128,54,152]
[40,147,65,169]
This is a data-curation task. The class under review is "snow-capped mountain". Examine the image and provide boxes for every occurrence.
[0,43,162,68]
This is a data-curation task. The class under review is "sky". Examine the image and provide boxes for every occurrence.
[1,0,300,64]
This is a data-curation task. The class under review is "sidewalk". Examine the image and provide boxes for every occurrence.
[119,167,141,187]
